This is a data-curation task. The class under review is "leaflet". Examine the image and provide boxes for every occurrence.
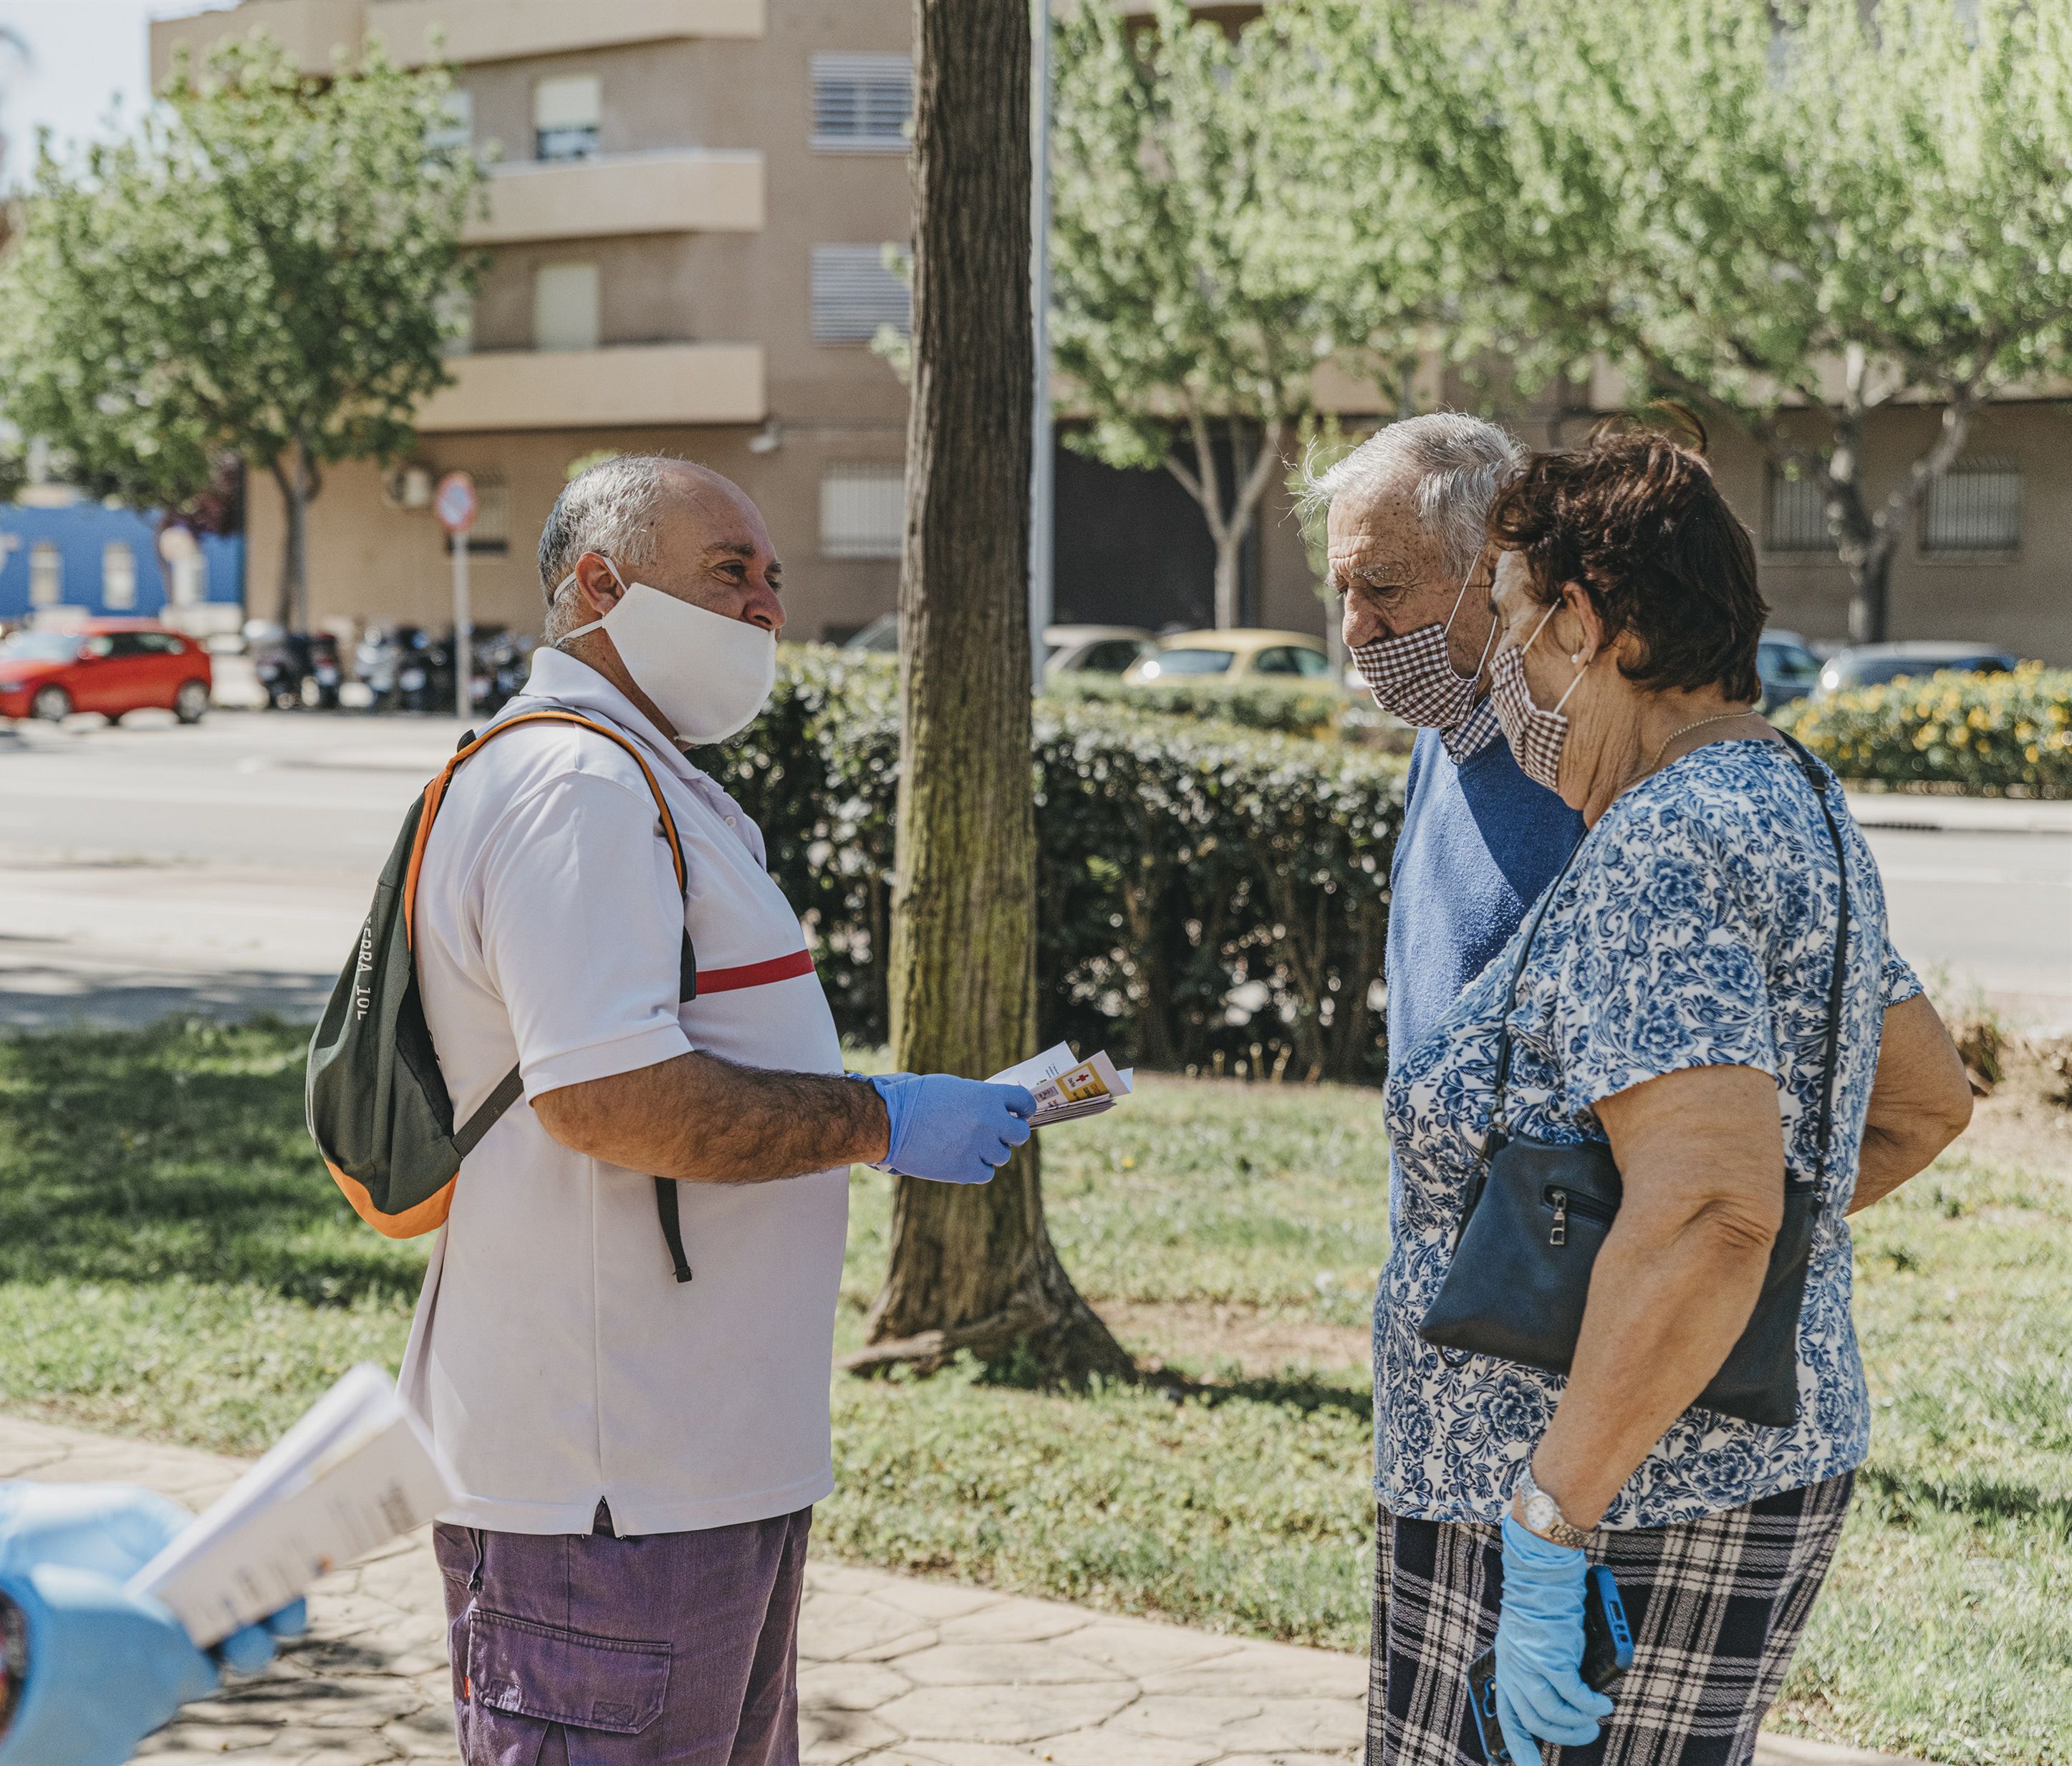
[128,1363,456,1649]
[989,1041,1134,1126]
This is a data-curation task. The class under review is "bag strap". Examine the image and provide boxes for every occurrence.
[1778,733,1851,1180]
[1488,832,1590,1138]
[423,712,702,1283]
[1488,735,1851,1165]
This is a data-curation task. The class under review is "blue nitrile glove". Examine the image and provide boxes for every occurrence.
[866,1073,1036,1184]
[1493,1514,1616,1762]
[0,1482,309,1764]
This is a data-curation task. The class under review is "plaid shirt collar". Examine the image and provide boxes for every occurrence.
[1438,695,1503,766]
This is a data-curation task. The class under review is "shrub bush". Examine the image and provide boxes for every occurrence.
[1778,665,2072,798]
[695,647,1404,1083]
[1045,670,1349,738]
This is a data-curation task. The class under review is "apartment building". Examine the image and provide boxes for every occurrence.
[150,0,925,646]
[150,1,2066,661]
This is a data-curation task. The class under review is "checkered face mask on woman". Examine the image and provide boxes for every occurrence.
[1488,601,1589,793]
[1348,557,1496,730]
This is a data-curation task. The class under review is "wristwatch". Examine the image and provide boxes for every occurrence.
[0,1587,26,1745]
[1514,1461,1594,1549]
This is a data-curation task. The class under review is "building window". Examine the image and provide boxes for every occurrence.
[811,54,912,153]
[821,465,905,559]
[1765,467,1832,553]
[534,75,601,162]
[1922,456,2021,554]
[27,541,61,607]
[445,473,510,557]
[102,541,138,609]
[811,245,910,344]
[428,88,473,153]
[437,285,475,359]
[534,261,601,352]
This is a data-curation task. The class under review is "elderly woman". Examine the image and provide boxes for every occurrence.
[1368,426,1974,1766]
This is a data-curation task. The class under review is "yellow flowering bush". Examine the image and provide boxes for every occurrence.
[1778,665,2072,798]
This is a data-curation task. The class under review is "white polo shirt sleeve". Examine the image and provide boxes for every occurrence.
[471,771,693,1100]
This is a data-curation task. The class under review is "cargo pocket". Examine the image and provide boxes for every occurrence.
[463,1608,670,1766]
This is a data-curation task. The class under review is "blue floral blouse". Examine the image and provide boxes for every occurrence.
[1374,738,1921,1529]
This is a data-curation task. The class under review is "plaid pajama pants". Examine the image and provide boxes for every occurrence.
[1364,1474,1854,1766]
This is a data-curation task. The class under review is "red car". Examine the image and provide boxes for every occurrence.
[0,621,213,725]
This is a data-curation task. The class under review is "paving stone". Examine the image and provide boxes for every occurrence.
[873,1579,1008,1621]
[933,1598,1095,1646]
[1036,1733,1223,1766]
[797,1660,917,1711]
[800,1708,904,1765]
[1049,1621,1245,1679]
[799,1590,939,1662]
[877,1683,1139,1745]
[1140,1642,1369,1701]
[897,1642,1132,1688]
[1198,1701,1366,1755]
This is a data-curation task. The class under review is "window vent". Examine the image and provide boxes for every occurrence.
[821,465,905,559]
[1922,457,2021,554]
[811,54,912,153]
[811,245,910,344]
[1765,468,1832,554]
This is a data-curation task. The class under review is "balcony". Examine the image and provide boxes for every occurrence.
[151,0,764,84]
[366,0,763,67]
[466,150,763,246]
[413,343,766,433]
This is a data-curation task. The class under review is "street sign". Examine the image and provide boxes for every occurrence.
[433,471,477,535]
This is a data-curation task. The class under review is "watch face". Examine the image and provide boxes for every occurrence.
[1526,1492,1558,1531]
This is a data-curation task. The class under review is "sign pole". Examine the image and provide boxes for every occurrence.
[453,531,471,724]
[433,471,479,725]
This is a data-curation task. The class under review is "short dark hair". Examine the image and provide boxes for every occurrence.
[1485,418,1768,705]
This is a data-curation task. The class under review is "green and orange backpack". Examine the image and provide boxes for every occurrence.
[305,711,700,1281]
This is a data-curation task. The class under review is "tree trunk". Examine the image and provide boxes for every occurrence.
[271,453,309,630]
[851,0,1131,1385]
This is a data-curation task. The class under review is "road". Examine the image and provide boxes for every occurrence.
[1,709,2068,1032]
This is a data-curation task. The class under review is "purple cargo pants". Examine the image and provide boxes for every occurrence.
[434,1507,812,1766]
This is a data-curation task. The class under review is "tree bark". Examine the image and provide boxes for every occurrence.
[852,0,1131,1384]
[1167,412,1285,629]
[270,453,308,631]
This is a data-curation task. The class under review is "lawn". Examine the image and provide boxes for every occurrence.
[0,1019,2066,1764]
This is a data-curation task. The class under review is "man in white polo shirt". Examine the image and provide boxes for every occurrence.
[402,454,1034,1766]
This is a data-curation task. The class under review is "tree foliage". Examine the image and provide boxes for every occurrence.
[1311,0,2072,641]
[0,37,481,624]
[1052,0,1417,629]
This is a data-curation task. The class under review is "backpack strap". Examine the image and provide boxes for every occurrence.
[410,708,701,1283]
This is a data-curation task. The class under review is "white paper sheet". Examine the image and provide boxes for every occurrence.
[989,1041,1134,1126]
[128,1363,456,1647]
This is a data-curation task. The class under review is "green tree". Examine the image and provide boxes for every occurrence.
[0,37,481,627]
[852,0,1129,1383]
[1320,0,2072,642]
[1052,0,1416,630]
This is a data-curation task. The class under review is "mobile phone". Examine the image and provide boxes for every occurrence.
[1465,1567,1633,1763]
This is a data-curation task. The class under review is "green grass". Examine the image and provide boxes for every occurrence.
[0,1020,2066,1762]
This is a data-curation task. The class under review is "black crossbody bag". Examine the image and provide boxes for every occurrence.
[1418,735,1851,1429]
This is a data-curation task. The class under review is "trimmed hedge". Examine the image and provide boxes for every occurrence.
[1045,670,1349,738]
[695,647,1404,1084]
[1779,665,2072,799]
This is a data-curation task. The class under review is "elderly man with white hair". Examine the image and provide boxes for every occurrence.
[1309,413,1587,1761]
[399,454,1036,1766]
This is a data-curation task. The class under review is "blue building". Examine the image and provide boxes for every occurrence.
[0,501,244,625]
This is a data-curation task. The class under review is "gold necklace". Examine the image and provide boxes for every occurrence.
[1649,710,1758,774]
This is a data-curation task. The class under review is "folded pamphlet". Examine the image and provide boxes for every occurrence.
[128,1363,456,1648]
[989,1041,1134,1126]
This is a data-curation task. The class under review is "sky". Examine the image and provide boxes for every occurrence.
[0,0,236,187]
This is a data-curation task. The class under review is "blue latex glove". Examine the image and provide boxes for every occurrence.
[0,1483,308,1765]
[867,1073,1036,1185]
[1493,1514,1616,1762]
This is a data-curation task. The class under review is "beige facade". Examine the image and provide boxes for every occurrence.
[158,1,2068,661]
[158,0,915,645]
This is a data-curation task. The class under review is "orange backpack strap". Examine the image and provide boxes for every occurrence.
[401,710,689,950]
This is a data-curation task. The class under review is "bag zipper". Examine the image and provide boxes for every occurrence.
[1544,1185,1615,1246]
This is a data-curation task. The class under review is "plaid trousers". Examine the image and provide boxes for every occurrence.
[1364,1474,1854,1766]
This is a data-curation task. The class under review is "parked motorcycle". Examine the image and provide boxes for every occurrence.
[246,624,312,711]
[302,634,344,710]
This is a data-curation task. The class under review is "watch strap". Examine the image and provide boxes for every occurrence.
[1516,1462,1594,1549]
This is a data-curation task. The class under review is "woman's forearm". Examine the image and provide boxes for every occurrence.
[1531,1205,1775,1527]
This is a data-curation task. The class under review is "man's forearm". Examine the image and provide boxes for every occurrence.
[535,1051,890,1183]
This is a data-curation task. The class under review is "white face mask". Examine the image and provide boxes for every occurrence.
[559,557,776,746]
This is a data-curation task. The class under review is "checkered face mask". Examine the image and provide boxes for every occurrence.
[1347,560,1495,730]
[1489,602,1589,793]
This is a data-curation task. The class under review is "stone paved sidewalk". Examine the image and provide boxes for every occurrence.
[0,1413,1927,1766]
